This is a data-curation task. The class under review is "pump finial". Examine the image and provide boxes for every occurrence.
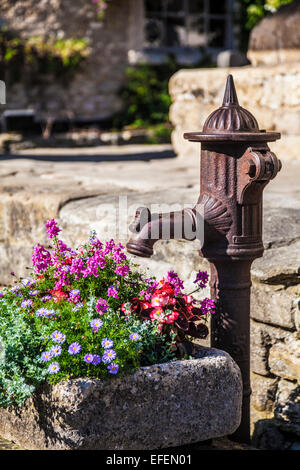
[222,75,239,107]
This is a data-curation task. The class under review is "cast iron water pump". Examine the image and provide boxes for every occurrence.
[126,75,281,443]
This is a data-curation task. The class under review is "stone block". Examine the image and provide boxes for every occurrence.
[274,379,300,436]
[251,372,278,412]
[251,283,296,330]
[0,347,242,450]
[252,419,294,450]
[250,320,294,376]
[269,339,300,382]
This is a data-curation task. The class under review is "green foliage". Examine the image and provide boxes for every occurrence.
[113,55,214,130]
[0,220,212,409]
[0,288,175,407]
[242,0,293,29]
[0,27,89,84]
[113,61,176,129]
[145,123,173,144]
[0,296,48,407]
[0,229,177,408]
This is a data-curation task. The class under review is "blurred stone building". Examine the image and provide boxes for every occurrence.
[0,0,237,125]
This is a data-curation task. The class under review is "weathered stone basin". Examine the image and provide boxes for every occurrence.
[0,346,242,450]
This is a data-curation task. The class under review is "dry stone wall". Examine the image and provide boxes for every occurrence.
[169,64,300,162]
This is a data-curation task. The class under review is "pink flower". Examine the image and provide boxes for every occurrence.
[45,219,61,239]
[107,286,119,299]
[150,307,164,322]
[151,292,169,307]
[70,258,85,280]
[115,264,129,277]
[32,244,52,273]
[96,297,109,314]
[165,311,179,324]
[184,295,194,305]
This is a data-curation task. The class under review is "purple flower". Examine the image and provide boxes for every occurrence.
[90,237,102,249]
[32,243,52,273]
[41,295,52,302]
[107,286,118,299]
[96,297,108,315]
[200,297,215,315]
[102,349,116,364]
[92,354,101,365]
[29,289,40,296]
[81,249,106,278]
[70,257,85,280]
[115,264,129,277]
[70,288,80,296]
[51,330,66,344]
[21,278,36,288]
[129,333,141,341]
[72,302,84,312]
[101,338,113,349]
[194,270,209,289]
[50,345,62,357]
[90,318,103,330]
[21,299,33,309]
[166,270,184,295]
[68,342,81,355]
[36,307,49,317]
[45,219,61,239]
[41,351,53,362]
[103,239,116,255]
[69,289,80,303]
[46,309,56,317]
[61,265,70,274]
[48,362,60,374]
[10,286,20,294]
[107,363,119,374]
[84,353,94,364]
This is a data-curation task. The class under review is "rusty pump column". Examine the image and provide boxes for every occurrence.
[126,75,281,443]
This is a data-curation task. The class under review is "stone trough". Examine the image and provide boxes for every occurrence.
[0,346,242,450]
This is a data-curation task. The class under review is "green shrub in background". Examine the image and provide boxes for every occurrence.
[242,0,293,29]
[113,56,214,137]
[0,27,89,85]
[113,60,177,130]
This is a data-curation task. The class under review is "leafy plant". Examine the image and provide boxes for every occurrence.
[0,219,213,407]
[241,0,293,29]
[0,28,89,85]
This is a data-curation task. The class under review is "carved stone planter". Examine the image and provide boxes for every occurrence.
[0,346,242,450]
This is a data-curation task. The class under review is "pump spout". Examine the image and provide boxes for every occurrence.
[126,207,198,258]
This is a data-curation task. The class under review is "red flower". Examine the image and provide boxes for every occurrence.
[156,279,175,297]
[141,301,151,310]
[50,288,68,303]
[165,311,179,324]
